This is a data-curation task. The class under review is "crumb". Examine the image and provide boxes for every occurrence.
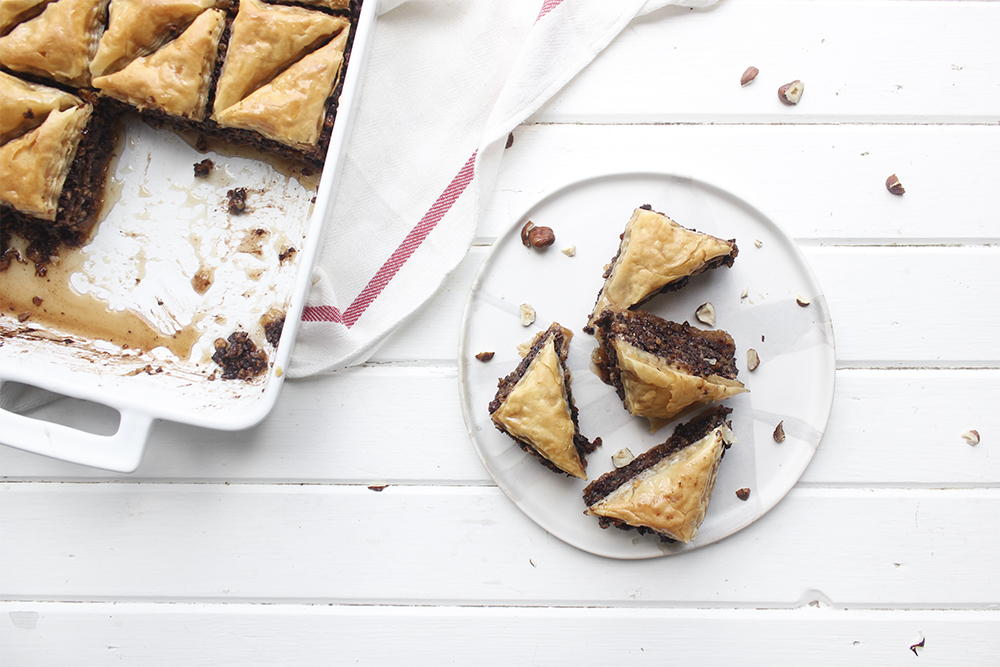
[368,484,389,492]
[736,487,751,501]
[194,158,214,178]
[505,132,514,149]
[212,331,267,380]
[278,246,297,263]
[32,296,42,306]
[475,351,495,362]
[227,188,248,215]
[17,312,30,322]
[195,135,208,152]
[260,308,285,347]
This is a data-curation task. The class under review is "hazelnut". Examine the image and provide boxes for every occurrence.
[962,430,980,446]
[612,448,635,468]
[519,303,536,327]
[736,487,751,501]
[747,348,760,371]
[528,226,555,249]
[695,302,716,327]
[796,295,811,307]
[886,174,905,195]
[773,421,786,443]
[778,80,804,105]
[740,66,759,87]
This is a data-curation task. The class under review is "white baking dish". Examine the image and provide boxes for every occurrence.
[0,0,378,472]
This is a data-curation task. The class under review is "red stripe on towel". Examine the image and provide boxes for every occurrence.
[301,150,478,328]
[536,0,564,22]
[301,304,343,324]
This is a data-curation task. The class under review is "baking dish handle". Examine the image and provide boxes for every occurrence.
[0,407,153,473]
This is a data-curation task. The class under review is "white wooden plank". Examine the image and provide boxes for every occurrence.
[2,369,996,487]
[532,0,1000,124]
[488,124,1000,241]
[1,484,997,606]
[2,602,997,666]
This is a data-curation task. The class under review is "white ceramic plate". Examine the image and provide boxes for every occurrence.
[458,172,836,559]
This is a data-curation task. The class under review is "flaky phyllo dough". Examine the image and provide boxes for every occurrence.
[0,0,109,86]
[212,0,350,148]
[584,406,735,543]
[591,307,746,432]
[586,205,738,331]
[0,73,93,221]
[489,323,601,480]
[92,7,225,120]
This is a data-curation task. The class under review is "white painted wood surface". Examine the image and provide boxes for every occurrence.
[2,0,998,663]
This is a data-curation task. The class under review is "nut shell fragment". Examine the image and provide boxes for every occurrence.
[773,421,786,443]
[886,174,905,195]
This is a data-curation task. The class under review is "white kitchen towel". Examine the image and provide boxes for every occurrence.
[289,0,718,377]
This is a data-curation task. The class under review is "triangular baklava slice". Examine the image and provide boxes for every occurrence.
[489,323,601,480]
[92,8,225,121]
[584,406,734,543]
[1,104,94,221]
[212,0,348,115]
[0,71,84,144]
[0,0,108,86]
[591,307,746,432]
[586,205,738,331]
[89,0,218,77]
[213,28,348,149]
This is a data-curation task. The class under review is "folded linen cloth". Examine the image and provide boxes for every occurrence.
[289,0,718,377]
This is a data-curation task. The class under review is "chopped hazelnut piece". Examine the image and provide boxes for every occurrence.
[475,351,495,362]
[519,303,536,327]
[962,430,980,446]
[736,487,751,501]
[612,448,635,468]
[695,302,716,327]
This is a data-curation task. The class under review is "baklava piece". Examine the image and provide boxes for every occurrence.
[591,307,746,432]
[0,73,116,260]
[89,0,218,78]
[211,0,350,150]
[0,0,109,86]
[92,7,226,120]
[586,205,738,331]
[584,406,734,543]
[489,323,601,480]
